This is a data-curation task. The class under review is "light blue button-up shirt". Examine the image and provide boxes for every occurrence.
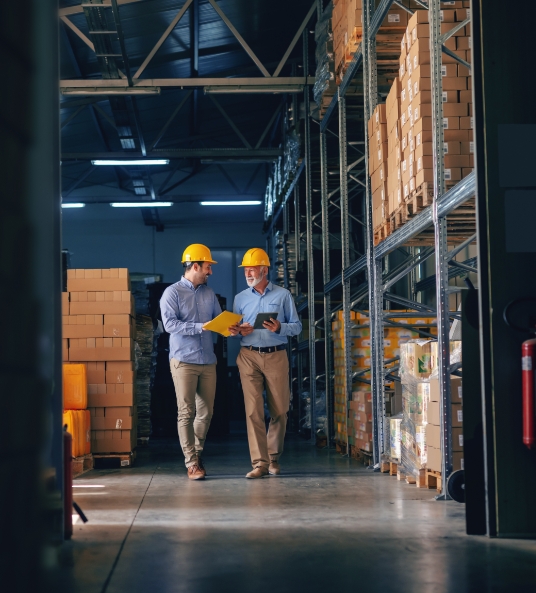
[160,277,222,364]
[233,281,302,348]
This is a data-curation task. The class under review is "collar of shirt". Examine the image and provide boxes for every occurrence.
[179,276,201,291]
[250,281,273,296]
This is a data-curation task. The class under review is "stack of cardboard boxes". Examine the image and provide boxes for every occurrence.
[368,2,473,236]
[398,339,464,474]
[369,104,389,231]
[386,77,402,221]
[332,0,409,82]
[332,312,437,451]
[62,269,137,455]
[398,5,473,202]
[426,374,464,472]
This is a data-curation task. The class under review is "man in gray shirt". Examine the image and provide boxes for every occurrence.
[160,244,221,480]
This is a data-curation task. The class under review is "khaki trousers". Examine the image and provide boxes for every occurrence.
[236,347,290,468]
[169,358,217,467]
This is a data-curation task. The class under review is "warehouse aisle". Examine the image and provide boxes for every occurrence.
[63,436,536,593]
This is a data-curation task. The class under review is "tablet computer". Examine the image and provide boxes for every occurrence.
[253,312,279,330]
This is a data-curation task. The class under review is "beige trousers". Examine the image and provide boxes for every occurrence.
[169,358,217,467]
[236,347,290,468]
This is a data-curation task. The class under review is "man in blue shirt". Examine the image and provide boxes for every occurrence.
[229,248,302,479]
[160,244,221,480]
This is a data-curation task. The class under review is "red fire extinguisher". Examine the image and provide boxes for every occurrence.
[504,298,536,450]
[522,339,536,449]
[64,425,73,539]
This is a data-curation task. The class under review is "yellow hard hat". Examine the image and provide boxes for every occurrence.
[239,247,270,267]
[181,244,217,264]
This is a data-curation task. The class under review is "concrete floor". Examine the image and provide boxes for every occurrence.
[62,435,536,593]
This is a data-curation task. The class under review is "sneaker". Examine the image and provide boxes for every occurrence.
[197,457,207,476]
[187,464,205,480]
[269,460,281,475]
[245,466,269,479]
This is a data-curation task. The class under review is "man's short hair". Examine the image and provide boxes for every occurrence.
[183,260,204,271]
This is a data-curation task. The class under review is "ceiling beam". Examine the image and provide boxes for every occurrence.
[62,149,283,160]
[59,0,143,17]
[60,77,314,89]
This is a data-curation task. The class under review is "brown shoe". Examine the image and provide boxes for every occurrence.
[197,457,207,476]
[269,460,281,475]
[187,464,205,480]
[246,466,269,479]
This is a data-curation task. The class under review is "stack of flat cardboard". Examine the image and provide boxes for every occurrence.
[62,269,137,454]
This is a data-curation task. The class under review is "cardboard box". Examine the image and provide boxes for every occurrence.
[427,445,441,471]
[62,339,69,362]
[452,403,463,427]
[444,168,462,181]
[401,340,434,378]
[426,423,440,449]
[352,390,372,403]
[88,392,136,407]
[67,278,130,292]
[444,129,470,142]
[91,428,136,453]
[409,38,430,70]
[416,168,433,186]
[106,370,135,384]
[90,406,136,430]
[453,451,464,471]
[69,346,133,362]
[442,76,467,91]
[69,298,134,316]
[381,7,408,28]
[429,375,463,402]
[443,141,461,155]
[453,426,464,451]
[428,400,440,425]
[445,154,471,168]
[443,103,469,117]
[63,325,104,339]
[69,290,131,303]
[103,324,134,338]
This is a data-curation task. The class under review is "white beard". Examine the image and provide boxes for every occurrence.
[247,275,263,288]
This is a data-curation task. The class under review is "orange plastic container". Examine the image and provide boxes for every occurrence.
[63,410,78,457]
[63,363,88,409]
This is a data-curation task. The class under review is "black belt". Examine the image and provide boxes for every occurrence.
[244,344,287,354]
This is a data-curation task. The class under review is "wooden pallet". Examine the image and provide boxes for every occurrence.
[373,220,391,245]
[93,450,136,469]
[389,461,398,476]
[374,180,476,247]
[72,454,93,478]
[425,469,443,492]
[380,460,390,473]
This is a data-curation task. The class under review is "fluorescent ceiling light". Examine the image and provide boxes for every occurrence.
[62,203,85,208]
[200,201,262,206]
[110,202,172,207]
[92,159,170,166]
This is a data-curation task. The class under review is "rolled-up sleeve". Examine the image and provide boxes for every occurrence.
[278,292,302,337]
[160,288,203,335]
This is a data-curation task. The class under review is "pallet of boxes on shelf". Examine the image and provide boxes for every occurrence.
[314,3,336,117]
[333,0,408,88]
[62,268,137,463]
[331,310,437,457]
[372,2,474,245]
[397,338,462,488]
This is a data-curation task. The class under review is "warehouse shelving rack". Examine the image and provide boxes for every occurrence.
[315,0,476,497]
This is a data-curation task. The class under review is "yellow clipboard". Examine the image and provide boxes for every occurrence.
[202,311,243,337]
